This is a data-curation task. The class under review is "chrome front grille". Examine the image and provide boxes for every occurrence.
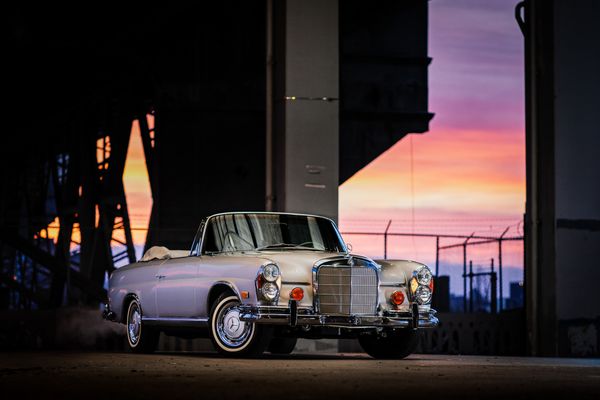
[316,266,378,315]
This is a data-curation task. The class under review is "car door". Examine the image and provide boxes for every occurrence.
[156,256,199,318]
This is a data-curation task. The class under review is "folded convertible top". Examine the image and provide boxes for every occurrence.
[140,246,189,262]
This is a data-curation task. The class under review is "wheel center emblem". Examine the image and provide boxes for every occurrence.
[228,317,240,331]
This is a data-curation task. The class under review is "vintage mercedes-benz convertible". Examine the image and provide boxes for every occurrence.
[103,212,438,358]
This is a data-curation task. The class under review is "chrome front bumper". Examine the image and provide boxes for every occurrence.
[238,302,439,329]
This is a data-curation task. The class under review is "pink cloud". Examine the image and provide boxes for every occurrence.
[339,0,525,282]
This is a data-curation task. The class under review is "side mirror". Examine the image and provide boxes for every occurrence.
[346,243,353,252]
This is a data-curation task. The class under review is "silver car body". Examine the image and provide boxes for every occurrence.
[106,212,438,331]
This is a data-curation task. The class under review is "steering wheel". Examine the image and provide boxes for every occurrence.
[295,241,314,248]
[223,231,254,250]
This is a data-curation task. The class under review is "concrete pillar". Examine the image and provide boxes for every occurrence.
[523,0,600,357]
[271,0,339,221]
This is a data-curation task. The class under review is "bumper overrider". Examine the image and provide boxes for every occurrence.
[238,301,439,329]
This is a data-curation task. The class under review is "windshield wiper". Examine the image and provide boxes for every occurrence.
[255,243,296,250]
[256,243,321,251]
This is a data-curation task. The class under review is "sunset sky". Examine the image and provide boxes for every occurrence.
[338,0,525,295]
[120,0,525,297]
[123,117,153,249]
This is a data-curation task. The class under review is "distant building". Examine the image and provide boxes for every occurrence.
[432,275,450,312]
[506,281,524,309]
[450,294,465,313]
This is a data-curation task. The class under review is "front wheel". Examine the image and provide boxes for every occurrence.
[209,293,272,357]
[125,299,159,353]
[359,329,418,359]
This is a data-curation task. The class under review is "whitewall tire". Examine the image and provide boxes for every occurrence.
[209,293,271,357]
[125,298,159,353]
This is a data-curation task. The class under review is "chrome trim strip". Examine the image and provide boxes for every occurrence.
[380,283,405,288]
[281,281,311,286]
[142,317,209,327]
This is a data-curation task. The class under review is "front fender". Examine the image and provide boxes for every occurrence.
[376,259,428,284]
[375,259,432,312]
[205,276,260,314]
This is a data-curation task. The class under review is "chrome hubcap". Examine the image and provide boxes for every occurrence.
[128,304,141,344]
[217,302,252,347]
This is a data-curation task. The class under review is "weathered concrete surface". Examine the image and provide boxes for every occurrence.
[0,352,598,399]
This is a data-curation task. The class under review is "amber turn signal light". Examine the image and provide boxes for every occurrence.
[391,290,405,306]
[290,287,304,301]
[429,278,434,293]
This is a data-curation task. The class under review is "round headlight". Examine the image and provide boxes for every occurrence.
[415,285,432,305]
[416,266,432,286]
[262,282,279,301]
[263,264,280,282]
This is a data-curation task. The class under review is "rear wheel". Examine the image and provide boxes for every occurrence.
[209,293,272,357]
[125,299,159,353]
[359,329,418,359]
[268,337,297,355]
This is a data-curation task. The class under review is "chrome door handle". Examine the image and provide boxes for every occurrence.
[155,275,165,279]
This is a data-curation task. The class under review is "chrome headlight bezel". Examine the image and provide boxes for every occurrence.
[261,282,279,301]
[256,263,281,303]
[262,263,280,282]
[415,266,432,286]
[415,285,432,305]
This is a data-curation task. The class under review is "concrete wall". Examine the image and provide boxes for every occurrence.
[273,0,339,221]
[524,0,600,357]
[553,0,600,322]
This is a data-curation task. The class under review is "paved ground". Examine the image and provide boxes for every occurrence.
[1,352,599,399]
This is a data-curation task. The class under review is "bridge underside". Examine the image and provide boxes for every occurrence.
[2,1,432,309]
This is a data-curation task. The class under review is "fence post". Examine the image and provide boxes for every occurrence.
[469,260,474,313]
[491,258,497,314]
[498,239,502,311]
[498,226,509,312]
[383,219,392,259]
[463,243,467,313]
[463,232,474,313]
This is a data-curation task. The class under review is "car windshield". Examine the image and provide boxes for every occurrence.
[201,213,346,254]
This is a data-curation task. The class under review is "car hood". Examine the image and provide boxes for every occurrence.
[252,250,348,283]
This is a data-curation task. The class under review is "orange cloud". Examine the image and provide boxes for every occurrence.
[340,128,525,222]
